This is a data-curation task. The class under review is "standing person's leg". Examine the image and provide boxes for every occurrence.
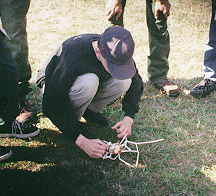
[0,0,31,98]
[0,30,19,126]
[146,0,179,97]
[0,29,40,138]
[190,1,216,98]
[0,0,33,126]
[146,0,169,83]
[0,29,18,161]
[69,73,131,126]
[204,0,216,81]
[0,0,33,122]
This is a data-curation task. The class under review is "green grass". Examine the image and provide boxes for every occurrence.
[1,0,216,195]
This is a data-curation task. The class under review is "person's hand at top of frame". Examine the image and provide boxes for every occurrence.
[106,0,123,21]
[75,134,108,158]
[111,116,134,139]
[155,0,171,21]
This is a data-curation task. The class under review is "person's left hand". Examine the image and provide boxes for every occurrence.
[111,116,134,138]
[155,0,171,21]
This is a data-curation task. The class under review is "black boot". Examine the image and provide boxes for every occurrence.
[83,108,109,127]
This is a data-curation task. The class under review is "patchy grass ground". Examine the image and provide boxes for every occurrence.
[1,0,216,195]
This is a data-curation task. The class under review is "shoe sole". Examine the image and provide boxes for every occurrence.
[167,91,180,97]
[0,128,40,138]
[0,149,12,161]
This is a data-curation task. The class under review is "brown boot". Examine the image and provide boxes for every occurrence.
[153,79,180,97]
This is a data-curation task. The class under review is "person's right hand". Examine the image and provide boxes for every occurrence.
[75,134,108,158]
[106,0,122,21]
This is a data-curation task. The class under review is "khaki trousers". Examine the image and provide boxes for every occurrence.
[69,73,131,120]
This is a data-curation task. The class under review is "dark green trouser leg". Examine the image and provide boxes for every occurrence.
[146,0,170,84]
[0,0,31,98]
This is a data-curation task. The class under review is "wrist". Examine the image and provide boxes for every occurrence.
[124,116,134,124]
[75,134,87,148]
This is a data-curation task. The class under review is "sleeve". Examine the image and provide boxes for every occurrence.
[122,68,144,119]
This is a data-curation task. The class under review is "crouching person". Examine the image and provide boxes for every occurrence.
[36,26,144,158]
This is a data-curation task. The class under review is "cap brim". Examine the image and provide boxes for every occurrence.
[107,58,136,80]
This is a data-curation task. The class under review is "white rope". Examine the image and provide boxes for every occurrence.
[128,138,164,145]
[102,136,164,168]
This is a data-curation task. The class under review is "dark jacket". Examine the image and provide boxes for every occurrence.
[42,34,144,141]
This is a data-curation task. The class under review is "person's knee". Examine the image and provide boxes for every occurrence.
[117,78,132,94]
[82,74,99,98]
[70,73,99,100]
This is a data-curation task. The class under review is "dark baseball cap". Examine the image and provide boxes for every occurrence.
[98,26,136,80]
